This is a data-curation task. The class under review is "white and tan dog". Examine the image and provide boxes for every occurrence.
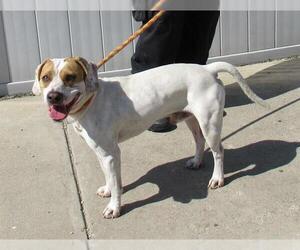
[32,57,268,218]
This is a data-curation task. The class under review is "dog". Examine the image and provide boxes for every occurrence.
[32,57,268,218]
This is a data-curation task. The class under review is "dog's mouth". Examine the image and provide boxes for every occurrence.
[48,93,80,122]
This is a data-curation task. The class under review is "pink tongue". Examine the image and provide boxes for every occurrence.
[49,105,68,121]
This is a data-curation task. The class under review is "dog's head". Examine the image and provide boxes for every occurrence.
[32,57,98,122]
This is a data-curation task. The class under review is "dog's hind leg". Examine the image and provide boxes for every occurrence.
[185,116,205,169]
[191,90,225,189]
[207,140,224,189]
[196,110,224,189]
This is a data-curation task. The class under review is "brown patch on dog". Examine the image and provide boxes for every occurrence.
[38,59,55,89]
[60,57,88,86]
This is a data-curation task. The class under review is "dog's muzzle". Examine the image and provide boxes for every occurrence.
[47,91,64,106]
[47,91,80,122]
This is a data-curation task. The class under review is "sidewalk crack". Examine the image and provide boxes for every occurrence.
[62,122,91,240]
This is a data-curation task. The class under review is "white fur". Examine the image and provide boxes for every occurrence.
[34,59,268,218]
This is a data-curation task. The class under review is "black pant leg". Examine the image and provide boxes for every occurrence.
[131,11,185,73]
[175,11,220,65]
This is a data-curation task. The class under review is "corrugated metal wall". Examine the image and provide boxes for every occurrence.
[0,10,300,95]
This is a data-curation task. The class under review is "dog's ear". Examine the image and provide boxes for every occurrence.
[74,57,99,93]
[32,59,49,96]
[86,63,99,93]
[74,57,89,76]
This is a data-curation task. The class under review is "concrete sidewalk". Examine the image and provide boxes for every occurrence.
[0,58,299,239]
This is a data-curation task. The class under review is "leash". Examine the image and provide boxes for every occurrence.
[96,0,167,69]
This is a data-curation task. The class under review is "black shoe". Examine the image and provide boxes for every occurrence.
[148,118,177,133]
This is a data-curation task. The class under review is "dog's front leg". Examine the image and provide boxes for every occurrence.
[96,144,122,219]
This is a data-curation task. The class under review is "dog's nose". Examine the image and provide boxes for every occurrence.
[47,91,64,105]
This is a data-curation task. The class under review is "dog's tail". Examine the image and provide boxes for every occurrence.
[205,62,270,108]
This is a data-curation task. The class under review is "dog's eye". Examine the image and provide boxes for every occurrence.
[42,75,50,82]
[65,74,76,82]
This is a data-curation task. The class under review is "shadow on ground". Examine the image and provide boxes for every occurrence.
[122,140,300,215]
[225,58,300,108]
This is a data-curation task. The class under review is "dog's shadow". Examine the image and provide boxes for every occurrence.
[122,140,300,214]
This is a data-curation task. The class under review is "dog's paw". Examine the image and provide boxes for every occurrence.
[208,177,224,189]
[185,158,203,170]
[103,203,121,219]
[96,186,111,198]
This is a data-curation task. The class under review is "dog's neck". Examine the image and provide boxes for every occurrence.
[68,91,97,122]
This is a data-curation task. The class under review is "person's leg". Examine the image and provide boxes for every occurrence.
[131,11,185,132]
[175,11,220,65]
[131,11,185,73]
[173,11,228,117]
